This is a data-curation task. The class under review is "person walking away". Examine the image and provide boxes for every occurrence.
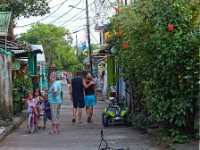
[85,74,97,122]
[69,71,93,124]
[48,72,62,134]
[42,95,52,129]
[33,88,44,129]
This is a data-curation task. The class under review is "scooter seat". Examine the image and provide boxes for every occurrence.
[109,97,115,101]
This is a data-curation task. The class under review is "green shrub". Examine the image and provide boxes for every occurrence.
[131,110,153,130]
[13,72,32,114]
[110,0,200,140]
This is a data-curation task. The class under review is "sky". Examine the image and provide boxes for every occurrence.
[14,0,116,47]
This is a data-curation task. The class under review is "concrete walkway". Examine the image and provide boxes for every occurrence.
[0,80,198,150]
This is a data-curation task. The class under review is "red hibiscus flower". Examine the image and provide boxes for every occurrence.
[115,7,120,13]
[118,29,124,37]
[119,32,123,37]
[123,43,128,49]
[119,29,124,33]
[167,25,174,31]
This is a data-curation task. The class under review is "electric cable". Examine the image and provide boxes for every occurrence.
[48,0,83,24]
[15,0,70,27]
[91,32,100,44]
[47,0,53,3]
[50,0,69,9]
[59,9,85,27]
[54,16,86,24]
[17,0,69,21]
[59,1,95,27]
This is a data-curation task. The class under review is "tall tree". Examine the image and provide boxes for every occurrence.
[18,23,81,71]
[0,0,50,19]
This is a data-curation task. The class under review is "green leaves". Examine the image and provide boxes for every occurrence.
[0,0,50,19]
[19,23,79,70]
[110,0,199,139]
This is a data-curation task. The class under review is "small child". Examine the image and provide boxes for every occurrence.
[33,88,44,129]
[42,95,52,129]
[22,92,38,116]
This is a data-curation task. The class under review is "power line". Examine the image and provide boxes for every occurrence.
[70,28,85,34]
[54,17,86,24]
[50,0,69,9]
[47,0,54,3]
[60,11,86,27]
[15,0,70,27]
[49,0,83,24]
[91,32,100,44]
[60,1,95,27]
[17,0,69,21]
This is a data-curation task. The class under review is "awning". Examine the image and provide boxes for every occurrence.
[0,38,42,58]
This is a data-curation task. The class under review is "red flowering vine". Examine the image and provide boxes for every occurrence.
[118,29,124,37]
[115,7,120,13]
[167,25,174,31]
[123,43,128,49]
[118,22,123,26]
[119,32,123,37]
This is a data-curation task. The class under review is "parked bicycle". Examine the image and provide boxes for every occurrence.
[98,129,129,150]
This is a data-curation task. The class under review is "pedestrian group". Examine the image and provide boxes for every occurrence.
[22,70,97,134]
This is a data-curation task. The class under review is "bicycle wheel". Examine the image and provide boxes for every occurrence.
[27,114,35,133]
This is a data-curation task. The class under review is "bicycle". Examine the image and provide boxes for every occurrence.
[98,129,129,150]
[27,106,37,133]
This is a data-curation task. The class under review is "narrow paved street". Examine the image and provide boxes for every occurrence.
[0,80,158,150]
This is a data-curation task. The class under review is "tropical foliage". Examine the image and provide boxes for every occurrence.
[110,0,200,141]
[18,23,81,71]
[0,0,50,19]
[13,70,32,114]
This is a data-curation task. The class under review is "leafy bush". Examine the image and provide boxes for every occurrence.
[110,0,200,140]
[131,110,153,130]
[13,72,32,114]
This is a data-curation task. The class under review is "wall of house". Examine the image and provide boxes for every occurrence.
[0,53,13,118]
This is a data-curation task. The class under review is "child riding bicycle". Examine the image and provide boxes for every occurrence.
[22,92,37,114]
[22,92,38,131]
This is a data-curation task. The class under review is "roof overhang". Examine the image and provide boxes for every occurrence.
[0,38,42,58]
[94,20,109,31]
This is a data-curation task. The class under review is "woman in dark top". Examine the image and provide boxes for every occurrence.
[85,74,97,122]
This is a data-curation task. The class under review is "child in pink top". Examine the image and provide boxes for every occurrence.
[22,92,38,115]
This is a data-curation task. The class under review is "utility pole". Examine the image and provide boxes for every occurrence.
[86,0,93,74]
[125,0,127,5]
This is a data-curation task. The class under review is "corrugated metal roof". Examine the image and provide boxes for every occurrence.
[0,38,43,58]
[0,12,11,36]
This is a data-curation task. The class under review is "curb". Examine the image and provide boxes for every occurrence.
[0,113,27,142]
